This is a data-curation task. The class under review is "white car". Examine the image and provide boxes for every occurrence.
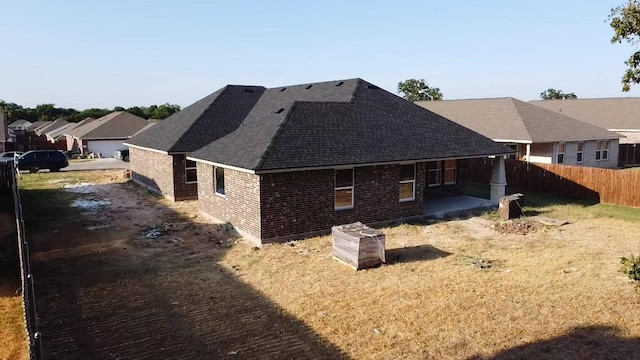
[0,151,24,163]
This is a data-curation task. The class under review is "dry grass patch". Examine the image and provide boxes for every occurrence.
[220,215,640,359]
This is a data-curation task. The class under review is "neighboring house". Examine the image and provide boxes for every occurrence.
[64,112,152,156]
[419,97,621,168]
[8,119,33,131]
[126,78,513,244]
[531,97,640,167]
[63,117,94,151]
[35,118,69,136]
[45,122,82,150]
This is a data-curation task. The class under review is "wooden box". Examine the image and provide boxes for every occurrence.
[332,222,386,270]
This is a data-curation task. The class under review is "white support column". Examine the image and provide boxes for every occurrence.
[525,144,531,162]
[490,156,507,202]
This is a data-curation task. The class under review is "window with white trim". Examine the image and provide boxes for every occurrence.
[185,159,197,183]
[399,164,416,202]
[215,167,225,195]
[556,142,565,164]
[444,160,457,184]
[596,140,609,161]
[427,161,441,187]
[576,142,584,163]
[335,168,354,210]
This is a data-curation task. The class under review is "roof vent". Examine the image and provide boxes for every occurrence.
[244,88,254,93]
[280,87,286,92]
[367,84,380,90]
[275,108,285,114]
[305,84,313,89]
[336,81,344,87]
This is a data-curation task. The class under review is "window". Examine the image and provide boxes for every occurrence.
[335,168,354,210]
[185,159,197,183]
[427,161,441,187]
[399,164,416,202]
[596,140,609,161]
[444,160,457,184]
[576,142,584,163]
[556,143,565,164]
[215,167,225,195]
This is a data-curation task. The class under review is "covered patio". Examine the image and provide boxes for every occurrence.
[423,195,497,219]
[422,156,506,219]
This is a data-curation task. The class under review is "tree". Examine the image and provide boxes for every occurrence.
[610,1,640,91]
[397,79,443,102]
[151,103,181,119]
[539,89,578,100]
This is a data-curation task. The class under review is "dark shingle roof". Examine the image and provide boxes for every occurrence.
[187,79,512,171]
[530,97,640,130]
[419,98,620,143]
[127,86,266,152]
[67,112,150,139]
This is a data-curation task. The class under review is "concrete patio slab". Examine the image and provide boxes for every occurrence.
[424,195,497,219]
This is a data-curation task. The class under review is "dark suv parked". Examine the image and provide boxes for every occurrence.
[17,150,69,172]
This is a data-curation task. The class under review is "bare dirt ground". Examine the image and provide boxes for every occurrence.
[26,171,344,359]
[21,170,640,360]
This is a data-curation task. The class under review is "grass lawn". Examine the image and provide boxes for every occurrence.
[0,196,28,360]
[9,172,640,359]
[0,171,120,360]
[218,188,640,359]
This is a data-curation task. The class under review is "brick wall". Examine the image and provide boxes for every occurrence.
[172,155,198,200]
[130,147,175,199]
[259,163,426,242]
[197,163,261,240]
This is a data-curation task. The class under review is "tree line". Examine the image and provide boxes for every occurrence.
[0,100,181,124]
[396,79,578,102]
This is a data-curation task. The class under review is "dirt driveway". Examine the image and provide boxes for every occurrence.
[26,171,344,359]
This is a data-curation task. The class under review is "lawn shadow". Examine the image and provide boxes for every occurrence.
[386,244,451,265]
[468,325,640,360]
[21,180,348,359]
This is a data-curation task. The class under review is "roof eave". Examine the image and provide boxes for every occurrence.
[187,151,516,175]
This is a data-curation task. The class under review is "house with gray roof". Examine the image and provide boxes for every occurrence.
[419,97,621,168]
[126,78,514,243]
[8,119,32,131]
[64,112,152,156]
[531,97,640,166]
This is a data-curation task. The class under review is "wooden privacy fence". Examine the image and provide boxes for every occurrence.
[468,158,640,208]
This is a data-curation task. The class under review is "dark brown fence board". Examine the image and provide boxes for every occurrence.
[468,158,640,208]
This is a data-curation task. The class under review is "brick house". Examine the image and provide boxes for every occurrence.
[419,98,622,169]
[126,79,513,243]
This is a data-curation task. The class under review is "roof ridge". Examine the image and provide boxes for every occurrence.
[507,98,535,142]
[267,78,362,91]
[418,96,514,103]
[252,103,298,170]
[514,99,620,141]
[531,97,640,102]
[168,86,231,153]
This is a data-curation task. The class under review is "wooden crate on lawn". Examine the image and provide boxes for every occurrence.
[332,222,386,270]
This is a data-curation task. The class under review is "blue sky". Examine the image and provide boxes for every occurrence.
[1,0,638,109]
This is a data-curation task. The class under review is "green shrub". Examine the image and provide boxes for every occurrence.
[620,255,640,282]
